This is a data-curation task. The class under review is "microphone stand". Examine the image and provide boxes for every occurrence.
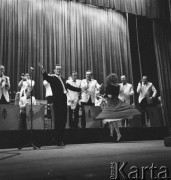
[18,68,39,150]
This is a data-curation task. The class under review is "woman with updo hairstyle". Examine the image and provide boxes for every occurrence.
[96,73,140,142]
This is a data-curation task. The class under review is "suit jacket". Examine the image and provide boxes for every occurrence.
[19,96,37,109]
[66,79,81,106]
[118,83,134,104]
[137,82,157,103]
[0,75,10,102]
[43,80,53,97]
[43,72,81,105]
[80,79,100,103]
[18,79,35,97]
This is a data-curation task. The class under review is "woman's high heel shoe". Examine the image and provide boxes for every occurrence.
[117,134,122,142]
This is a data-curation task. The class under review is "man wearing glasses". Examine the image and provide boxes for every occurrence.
[0,65,10,104]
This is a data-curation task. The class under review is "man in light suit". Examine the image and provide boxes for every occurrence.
[119,75,134,127]
[119,75,134,104]
[0,65,10,104]
[80,70,101,128]
[66,71,81,128]
[18,73,35,98]
[137,75,157,127]
[19,89,37,129]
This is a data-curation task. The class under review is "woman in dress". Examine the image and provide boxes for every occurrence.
[96,73,141,141]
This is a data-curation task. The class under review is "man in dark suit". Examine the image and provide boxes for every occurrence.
[40,64,81,146]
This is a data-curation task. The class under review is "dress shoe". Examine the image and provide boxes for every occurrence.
[73,125,80,129]
[61,141,66,146]
[56,141,66,146]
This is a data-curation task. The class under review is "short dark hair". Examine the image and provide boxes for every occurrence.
[86,70,92,74]
[121,75,126,79]
[25,73,30,76]
[71,71,77,75]
[0,65,5,70]
[142,75,147,79]
[55,64,61,66]
[54,64,62,69]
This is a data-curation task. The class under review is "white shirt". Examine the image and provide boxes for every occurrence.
[66,79,81,106]
[19,95,36,109]
[0,75,10,102]
[118,83,134,104]
[43,80,52,97]
[18,79,35,97]
[80,79,100,103]
[95,89,102,106]
[137,82,157,103]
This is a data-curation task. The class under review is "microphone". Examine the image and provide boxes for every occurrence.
[30,67,34,70]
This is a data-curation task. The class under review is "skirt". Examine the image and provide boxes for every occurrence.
[103,119,122,124]
[96,97,141,120]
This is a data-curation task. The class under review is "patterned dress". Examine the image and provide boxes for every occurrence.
[96,84,141,121]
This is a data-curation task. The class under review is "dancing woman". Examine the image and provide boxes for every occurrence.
[96,74,141,141]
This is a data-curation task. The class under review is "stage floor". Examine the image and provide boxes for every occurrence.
[0,127,169,149]
[0,140,171,180]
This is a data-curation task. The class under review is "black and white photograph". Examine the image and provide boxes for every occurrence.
[0,0,171,179]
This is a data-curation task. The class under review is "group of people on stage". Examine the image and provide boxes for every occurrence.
[0,64,159,146]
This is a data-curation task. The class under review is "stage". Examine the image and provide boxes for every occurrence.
[0,140,171,180]
[0,127,169,149]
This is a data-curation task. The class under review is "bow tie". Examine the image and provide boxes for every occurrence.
[73,80,76,82]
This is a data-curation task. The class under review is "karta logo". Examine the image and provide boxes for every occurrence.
[110,162,170,179]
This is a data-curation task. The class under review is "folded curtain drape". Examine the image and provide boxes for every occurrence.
[0,0,171,128]
[0,0,132,99]
[153,20,171,127]
[69,0,170,19]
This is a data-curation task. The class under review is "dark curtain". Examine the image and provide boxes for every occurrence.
[1,0,171,128]
[153,20,171,128]
[0,0,132,99]
[168,0,171,22]
[129,15,171,127]
[74,0,170,19]
[128,14,171,127]
[128,14,160,105]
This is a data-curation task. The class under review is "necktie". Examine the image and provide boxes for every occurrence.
[142,83,146,94]
[87,80,89,88]
[58,76,67,94]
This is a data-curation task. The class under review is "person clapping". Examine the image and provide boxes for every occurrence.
[18,73,35,98]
